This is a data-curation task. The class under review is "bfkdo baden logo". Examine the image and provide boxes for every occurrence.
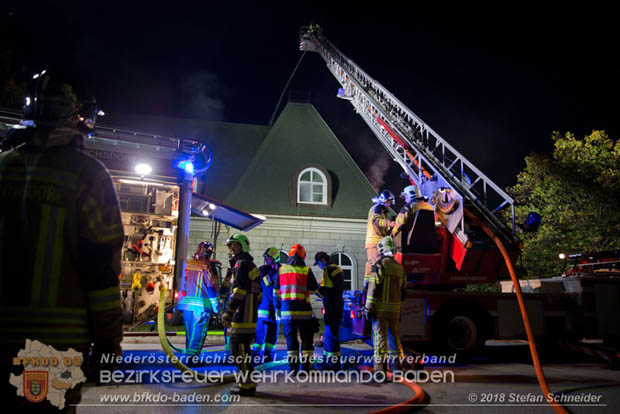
[9,339,87,410]
[23,371,49,403]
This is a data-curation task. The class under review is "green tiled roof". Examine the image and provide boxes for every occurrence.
[224,103,376,219]
[105,103,376,219]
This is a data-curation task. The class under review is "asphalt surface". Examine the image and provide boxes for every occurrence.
[76,338,620,413]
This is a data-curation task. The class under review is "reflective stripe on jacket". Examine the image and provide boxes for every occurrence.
[392,200,435,237]
[365,204,395,247]
[177,259,220,311]
[366,255,407,317]
[319,264,344,326]
[275,256,318,320]
[0,140,124,347]
[224,253,261,334]
[257,264,279,322]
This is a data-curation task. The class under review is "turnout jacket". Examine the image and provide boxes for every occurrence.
[392,199,435,253]
[391,199,435,238]
[318,264,344,327]
[257,264,279,322]
[177,259,221,312]
[365,255,407,318]
[365,204,396,247]
[0,130,124,351]
[223,252,261,335]
[275,255,319,320]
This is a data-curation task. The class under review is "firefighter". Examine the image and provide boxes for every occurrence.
[221,233,261,396]
[0,69,123,412]
[391,185,434,253]
[362,236,407,376]
[314,251,344,371]
[251,247,281,363]
[176,241,221,364]
[364,190,397,288]
[275,244,319,372]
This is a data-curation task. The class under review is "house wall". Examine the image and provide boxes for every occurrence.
[189,214,367,314]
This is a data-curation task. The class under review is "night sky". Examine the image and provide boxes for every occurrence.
[2,3,617,197]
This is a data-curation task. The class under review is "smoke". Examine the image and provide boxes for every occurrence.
[180,71,225,121]
[365,152,391,192]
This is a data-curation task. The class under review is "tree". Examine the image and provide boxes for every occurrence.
[508,130,620,277]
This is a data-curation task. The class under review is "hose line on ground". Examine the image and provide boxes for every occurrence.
[397,146,566,413]
[464,209,567,414]
[358,365,428,413]
[157,285,287,384]
[157,285,235,382]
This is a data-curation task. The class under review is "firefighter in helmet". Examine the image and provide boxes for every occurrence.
[176,241,221,364]
[364,190,397,288]
[315,251,344,370]
[362,236,407,376]
[391,185,434,254]
[221,233,261,396]
[251,247,281,363]
[1,69,123,412]
[275,244,320,372]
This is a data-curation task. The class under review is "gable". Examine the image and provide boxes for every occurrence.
[224,103,376,218]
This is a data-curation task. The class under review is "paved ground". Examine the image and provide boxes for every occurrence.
[76,338,620,413]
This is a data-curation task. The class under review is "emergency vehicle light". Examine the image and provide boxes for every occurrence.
[177,160,194,174]
[135,163,152,176]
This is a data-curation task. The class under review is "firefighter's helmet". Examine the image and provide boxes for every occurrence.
[400,185,422,200]
[377,190,395,204]
[288,244,306,260]
[195,241,214,259]
[226,233,250,253]
[23,69,79,126]
[264,247,280,263]
[377,236,395,255]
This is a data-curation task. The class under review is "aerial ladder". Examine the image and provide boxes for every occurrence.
[298,29,575,413]
[299,26,521,284]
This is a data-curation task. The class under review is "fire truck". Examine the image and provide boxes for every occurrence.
[0,107,263,329]
[83,123,264,328]
[299,26,620,362]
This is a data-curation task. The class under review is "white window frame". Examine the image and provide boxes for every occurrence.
[330,252,356,290]
[297,167,327,205]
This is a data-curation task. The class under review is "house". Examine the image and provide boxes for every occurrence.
[108,102,377,291]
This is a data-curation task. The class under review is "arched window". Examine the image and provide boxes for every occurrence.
[297,167,327,205]
[330,252,355,290]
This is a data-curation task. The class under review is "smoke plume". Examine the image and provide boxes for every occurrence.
[365,152,391,192]
[180,71,225,121]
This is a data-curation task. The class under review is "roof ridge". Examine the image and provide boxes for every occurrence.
[224,103,376,210]
[304,105,376,195]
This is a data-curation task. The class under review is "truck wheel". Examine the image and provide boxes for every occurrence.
[446,314,479,353]
[433,310,488,355]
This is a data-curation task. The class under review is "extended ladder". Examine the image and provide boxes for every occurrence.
[300,26,517,246]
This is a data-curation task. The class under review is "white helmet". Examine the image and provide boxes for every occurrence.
[400,185,422,200]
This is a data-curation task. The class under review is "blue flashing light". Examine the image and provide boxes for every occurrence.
[177,160,194,175]
[523,212,542,231]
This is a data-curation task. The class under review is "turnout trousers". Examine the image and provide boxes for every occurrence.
[229,333,256,392]
[252,319,279,363]
[281,319,314,371]
[372,314,404,372]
